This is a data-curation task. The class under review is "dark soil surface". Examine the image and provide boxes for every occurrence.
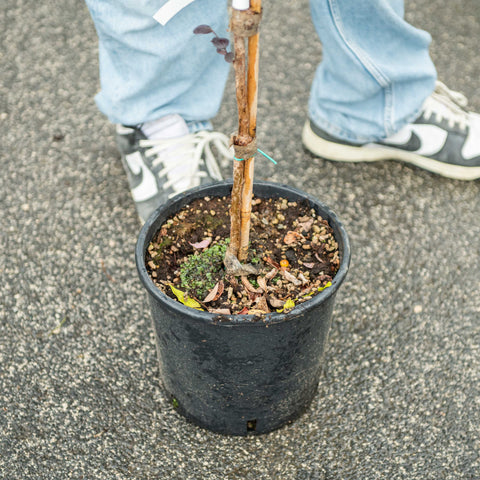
[146,195,340,316]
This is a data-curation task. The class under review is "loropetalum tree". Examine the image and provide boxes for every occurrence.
[194,0,263,273]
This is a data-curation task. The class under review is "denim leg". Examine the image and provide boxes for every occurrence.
[309,0,437,143]
[85,0,230,125]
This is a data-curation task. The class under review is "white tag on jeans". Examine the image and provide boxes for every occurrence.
[153,0,195,25]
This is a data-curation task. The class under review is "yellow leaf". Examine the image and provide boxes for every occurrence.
[170,284,185,302]
[184,297,203,310]
[318,281,332,292]
[169,285,203,310]
[276,298,296,313]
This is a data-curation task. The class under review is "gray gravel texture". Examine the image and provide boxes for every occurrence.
[1,1,479,479]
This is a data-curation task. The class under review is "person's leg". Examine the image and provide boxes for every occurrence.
[85,0,233,221]
[85,0,230,127]
[308,0,436,143]
[304,0,480,180]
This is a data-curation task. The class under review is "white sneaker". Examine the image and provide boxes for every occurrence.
[302,81,480,180]
[116,114,232,221]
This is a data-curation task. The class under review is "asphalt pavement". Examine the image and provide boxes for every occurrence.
[1,1,479,478]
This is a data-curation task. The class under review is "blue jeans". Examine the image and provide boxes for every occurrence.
[85,0,437,143]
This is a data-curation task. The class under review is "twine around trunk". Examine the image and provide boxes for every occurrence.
[230,135,258,159]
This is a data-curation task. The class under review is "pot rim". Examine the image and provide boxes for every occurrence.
[135,180,351,326]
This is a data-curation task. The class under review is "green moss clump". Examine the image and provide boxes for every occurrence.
[180,240,228,299]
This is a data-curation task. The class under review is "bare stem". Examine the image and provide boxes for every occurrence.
[229,33,250,258]
[238,157,254,262]
[233,34,250,141]
[229,160,244,258]
[238,1,262,262]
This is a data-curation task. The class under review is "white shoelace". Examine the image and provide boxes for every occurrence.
[139,131,233,196]
[422,81,469,130]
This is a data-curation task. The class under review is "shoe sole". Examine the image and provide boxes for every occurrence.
[302,121,480,181]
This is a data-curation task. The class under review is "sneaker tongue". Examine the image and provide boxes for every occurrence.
[142,114,197,192]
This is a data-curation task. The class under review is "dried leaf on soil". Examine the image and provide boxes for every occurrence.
[281,269,302,286]
[203,280,224,303]
[284,231,304,245]
[241,276,263,293]
[267,296,284,308]
[190,238,212,249]
[257,276,268,292]
[297,218,314,232]
[254,295,270,313]
[209,308,231,315]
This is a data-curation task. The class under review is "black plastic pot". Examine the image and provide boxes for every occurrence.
[136,181,350,436]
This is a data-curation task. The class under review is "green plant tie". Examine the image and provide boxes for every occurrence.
[234,148,277,165]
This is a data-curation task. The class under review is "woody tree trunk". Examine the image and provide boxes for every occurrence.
[228,0,262,264]
[239,0,261,261]
[228,25,250,260]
